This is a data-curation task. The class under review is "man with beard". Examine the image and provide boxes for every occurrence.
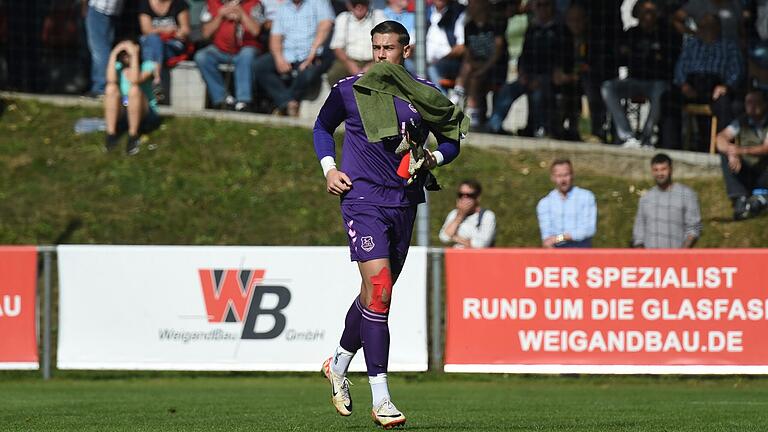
[632,153,702,248]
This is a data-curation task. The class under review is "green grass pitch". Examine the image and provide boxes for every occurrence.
[2,373,768,431]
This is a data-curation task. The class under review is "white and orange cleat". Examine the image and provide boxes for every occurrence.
[322,357,353,416]
[371,398,406,429]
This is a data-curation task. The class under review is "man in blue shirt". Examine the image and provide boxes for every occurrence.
[536,159,597,248]
[252,0,335,116]
[314,20,463,429]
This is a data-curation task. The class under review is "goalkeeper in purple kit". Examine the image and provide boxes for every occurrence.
[313,20,467,429]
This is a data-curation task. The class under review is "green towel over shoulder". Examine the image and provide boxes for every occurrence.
[352,62,469,143]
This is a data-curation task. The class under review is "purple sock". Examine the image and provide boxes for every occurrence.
[360,306,390,376]
[339,296,363,353]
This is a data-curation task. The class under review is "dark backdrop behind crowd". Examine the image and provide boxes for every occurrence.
[1,0,141,94]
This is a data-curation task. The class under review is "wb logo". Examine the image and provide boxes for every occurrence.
[198,269,291,339]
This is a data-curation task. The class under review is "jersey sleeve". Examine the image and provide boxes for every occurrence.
[433,130,460,165]
[313,84,347,160]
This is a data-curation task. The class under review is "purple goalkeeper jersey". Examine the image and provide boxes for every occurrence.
[313,73,460,207]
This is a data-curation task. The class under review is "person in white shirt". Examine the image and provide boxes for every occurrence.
[439,179,497,248]
[327,0,387,84]
[425,0,466,94]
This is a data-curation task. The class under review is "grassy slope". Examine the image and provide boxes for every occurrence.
[1,374,767,431]
[0,98,766,248]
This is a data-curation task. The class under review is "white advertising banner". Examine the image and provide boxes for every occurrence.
[57,245,428,371]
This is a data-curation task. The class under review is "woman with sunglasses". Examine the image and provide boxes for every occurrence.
[439,179,497,248]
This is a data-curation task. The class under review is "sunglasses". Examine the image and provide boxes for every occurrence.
[457,192,478,199]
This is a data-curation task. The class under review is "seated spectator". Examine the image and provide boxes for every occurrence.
[103,40,160,156]
[425,0,466,94]
[252,0,334,117]
[486,0,573,137]
[715,89,768,220]
[326,0,386,85]
[382,0,416,73]
[673,14,743,151]
[673,0,743,42]
[601,0,679,148]
[439,180,497,248]
[194,0,264,112]
[632,153,702,248]
[580,0,624,143]
[452,0,505,130]
[553,2,588,141]
[536,159,596,248]
[138,0,191,99]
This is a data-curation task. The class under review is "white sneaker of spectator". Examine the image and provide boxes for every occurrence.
[621,137,642,149]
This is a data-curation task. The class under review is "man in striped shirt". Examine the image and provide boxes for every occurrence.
[536,159,597,248]
[632,153,702,248]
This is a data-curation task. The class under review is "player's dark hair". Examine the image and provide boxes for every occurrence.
[371,20,410,46]
[550,158,572,171]
[459,179,482,196]
[651,153,672,166]
[349,0,370,7]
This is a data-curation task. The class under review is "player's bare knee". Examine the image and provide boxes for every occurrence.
[368,267,393,314]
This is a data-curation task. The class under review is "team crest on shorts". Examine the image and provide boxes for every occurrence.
[360,236,375,252]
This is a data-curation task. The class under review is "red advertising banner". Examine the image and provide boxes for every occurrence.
[445,249,768,374]
[0,246,38,369]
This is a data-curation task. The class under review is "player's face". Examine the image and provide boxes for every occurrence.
[551,163,573,194]
[372,32,410,65]
[652,162,672,187]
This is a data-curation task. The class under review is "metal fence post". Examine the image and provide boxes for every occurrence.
[429,248,443,372]
[40,246,53,380]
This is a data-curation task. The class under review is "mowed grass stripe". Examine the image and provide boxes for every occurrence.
[1,375,767,431]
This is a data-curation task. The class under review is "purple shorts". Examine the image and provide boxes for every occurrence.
[340,203,417,278]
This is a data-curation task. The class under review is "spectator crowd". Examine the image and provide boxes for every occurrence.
[5,1,768,140]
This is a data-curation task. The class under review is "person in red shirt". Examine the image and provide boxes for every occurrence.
[194,0,265,111]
